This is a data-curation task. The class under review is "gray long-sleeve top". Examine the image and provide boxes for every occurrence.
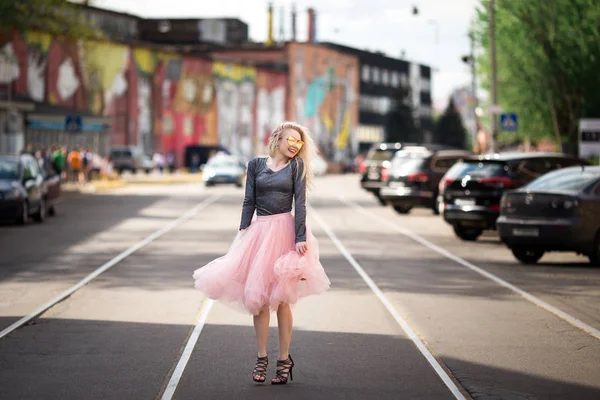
[239,157,307,243]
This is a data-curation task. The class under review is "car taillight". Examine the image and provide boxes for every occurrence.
[381,166,389,182]
[478,177,517,189]
[487,204,501,211]
[359,161,367,174]
[439,178,453,192]
[407,172,429,183]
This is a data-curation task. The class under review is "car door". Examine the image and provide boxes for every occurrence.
[24,157,43,210]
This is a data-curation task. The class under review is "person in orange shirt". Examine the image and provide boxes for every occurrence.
[67,149,82,183]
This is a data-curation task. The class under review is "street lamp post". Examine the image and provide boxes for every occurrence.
[489,0,498,153]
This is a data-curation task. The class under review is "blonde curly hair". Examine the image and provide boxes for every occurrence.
[267,122,317,190]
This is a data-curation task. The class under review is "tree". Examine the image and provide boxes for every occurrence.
[474,0,600,155]
[0,0,100,39]
[435,98,468,149]
[385,84,419,143]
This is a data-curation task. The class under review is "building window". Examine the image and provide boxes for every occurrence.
[382,70,389,86]
[359,95,394,115]
[372,67,380,84]
[391,72,399,88]
[421,78,431,93]
[362,65,370,82]
[400,73,408,88]
[419,106,432,117]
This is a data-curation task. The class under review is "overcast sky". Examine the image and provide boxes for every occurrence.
[94,0,480,110]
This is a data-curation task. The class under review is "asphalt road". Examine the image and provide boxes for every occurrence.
[0,175,599,400]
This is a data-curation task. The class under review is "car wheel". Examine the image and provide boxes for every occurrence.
[375,193,387,206]
[48,204,56,217]
[453,225,482,241]
[432,198,441,215]
[16,201,28,225]
[33,199,46,223]
[145,169,151,174]
[511,247,544,265]
[236,181,243,188]
[393,205,412,214]
[588,232,600,266]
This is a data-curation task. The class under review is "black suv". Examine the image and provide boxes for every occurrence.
[359,142,403,204]
[379,147,472,214]
[439,152,586,241]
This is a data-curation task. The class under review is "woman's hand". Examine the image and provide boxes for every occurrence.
[296,241,308,256]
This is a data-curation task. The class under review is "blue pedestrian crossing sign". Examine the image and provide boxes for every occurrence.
[65,115,82,134]
[500,113,518,132]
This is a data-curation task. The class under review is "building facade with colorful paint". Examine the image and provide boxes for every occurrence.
[211,42,360,163]
[0,32,289,167]
[0,4,362,167]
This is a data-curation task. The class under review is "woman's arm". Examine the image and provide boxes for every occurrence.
[239,159,257,230]
[293,158,307,244]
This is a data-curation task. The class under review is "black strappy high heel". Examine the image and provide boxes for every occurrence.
[252,355,268,382]
[271,355,294,385]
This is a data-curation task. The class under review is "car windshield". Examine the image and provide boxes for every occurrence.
[445,160,507,180]
[110,150,132,158]
[525,168,599,192]
[0,159,19,180]
[392,153,426,174]
[208,158,238,168]
[367,149,397,162]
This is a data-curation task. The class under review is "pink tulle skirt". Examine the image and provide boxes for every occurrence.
[192,212,330,315]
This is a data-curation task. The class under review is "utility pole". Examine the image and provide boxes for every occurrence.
[489,0,497,153]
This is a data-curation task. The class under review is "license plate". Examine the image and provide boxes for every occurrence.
[455,198,476,206]
[368,173,380,180]
[512,228,539,237]
[389,181,405,188]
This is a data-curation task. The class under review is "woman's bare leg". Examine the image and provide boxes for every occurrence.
[276,303,293,360]
[253,305,270,358]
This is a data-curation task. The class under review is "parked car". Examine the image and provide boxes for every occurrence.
[497,166,600,265]
[379,147,472,214]
[37,158,61,216]
[109,146,147,174]
[202,155,246,187]
[439,152,586,241]
[185,145,231,170]
[359,142,404,204]
[0,154,47,224]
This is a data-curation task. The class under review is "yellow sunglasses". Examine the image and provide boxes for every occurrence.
[284,136,304,149]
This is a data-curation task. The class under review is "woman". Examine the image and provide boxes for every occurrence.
[192,122,330,385]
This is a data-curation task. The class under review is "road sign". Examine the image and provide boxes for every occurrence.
[500,112,518,132]
[65,115,82,134]
[579,119,600,158]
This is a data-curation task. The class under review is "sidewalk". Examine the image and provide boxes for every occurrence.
[61,170,204,193]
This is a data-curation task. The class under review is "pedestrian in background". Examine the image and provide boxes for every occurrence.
[67,149,82,183]
[192,122,330,385]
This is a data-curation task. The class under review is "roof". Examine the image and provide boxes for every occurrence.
[467,152,581,162]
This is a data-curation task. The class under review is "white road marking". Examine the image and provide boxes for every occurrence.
[310,207,468,400]
[339,196,600,341]
[161,299,214,400]
[0,195,221,340]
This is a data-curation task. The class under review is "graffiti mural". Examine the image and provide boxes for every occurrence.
[286,43,358,161]
[0,31,295,165]
[213,62,256,161]
[255,70,286,155]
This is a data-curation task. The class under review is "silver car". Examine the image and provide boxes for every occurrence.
[203,155,246,188]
